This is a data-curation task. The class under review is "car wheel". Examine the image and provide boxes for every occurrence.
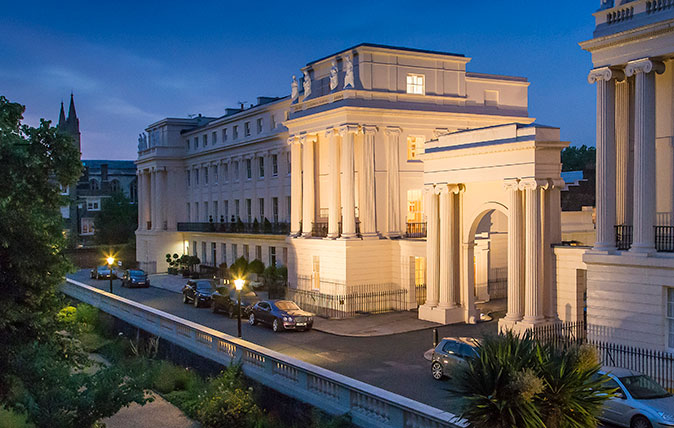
[193,297,199,308]
[249,313,257,325]
[431,362,444,380]
[631,416,653,428]
[272,318,283,333]
[182,293,188,304]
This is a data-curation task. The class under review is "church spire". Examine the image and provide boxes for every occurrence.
[67,92,77,124]
[58,101,66,129]
[62,93,81,154]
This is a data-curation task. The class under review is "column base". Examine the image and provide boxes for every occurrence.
[498,316,523,334]
[513,317,547,334]
[418,305,464,325]
[589,244,617,255]
[301,232,313,238]
[629,244,656,256]
[325,234,339,240]
[339,233,358,240]
[360,232,379,239]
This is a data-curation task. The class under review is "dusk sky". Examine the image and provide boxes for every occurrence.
[1,1,598,160]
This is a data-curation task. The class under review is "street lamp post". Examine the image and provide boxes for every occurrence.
[234,278,245,338]
[106,256,115,293]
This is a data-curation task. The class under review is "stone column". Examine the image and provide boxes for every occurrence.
[360,125,378,238]
[150,169,158,230]
[136,171,144,231]
[289,137,302,236]
[165,168,177,231]
[158,168,167,230]
[521,178,544,324]
[438,185,457,309]
[546,178,564,320]
[424,185,439,307]
[301,134,316,237]
[615,79,631,226]
[589,67,623,251]
[385,127,402,237]
[327,129,341,238]
[503,179,524,324]
[340,125,358,238]
[626,58,665,253]
[143,170,151,230]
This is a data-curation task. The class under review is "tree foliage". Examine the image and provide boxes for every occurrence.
[0,97,147,427]
[561,145,595,172]
[94,191,137,245]
[455,332,613,428]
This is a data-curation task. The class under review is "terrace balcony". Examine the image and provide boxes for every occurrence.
[177,221,290,235]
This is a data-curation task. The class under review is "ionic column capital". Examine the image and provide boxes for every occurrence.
[299,133,318,144]
[325,127,338,138]
[435,184,449,195]
[503,178,520,191]
[423,184,436,195]
[338,124,360,136]
[385,126,402,136]
[362,124,378,135]
[518,178,548,191]
[449,183,465,194]
[287,135,299,146]
[433,128,449,138]
[625,58,665,77]
[588,66,625,84]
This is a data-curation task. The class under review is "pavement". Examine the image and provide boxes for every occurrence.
[101,392,200,428]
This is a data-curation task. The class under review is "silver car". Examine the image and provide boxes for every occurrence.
[430,338,478,380]
[598,367,674,428]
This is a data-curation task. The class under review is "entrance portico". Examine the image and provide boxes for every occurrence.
[419,123,568,329]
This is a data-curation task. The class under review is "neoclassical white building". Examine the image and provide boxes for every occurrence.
[136,43,582,326]
[578,0,674,350]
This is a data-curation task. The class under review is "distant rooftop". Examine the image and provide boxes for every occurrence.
[307,42,465,66]
[82,160,136,169]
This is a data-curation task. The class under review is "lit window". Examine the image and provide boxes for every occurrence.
[87,199,101,211]
[407,135,425,160]
[406,74,425,95]
[312,256,320,291]
[245,122,251,137]
[415,257,426,288]
[269,246,276,266]
[81,218,95,235]
[407,189,423,222]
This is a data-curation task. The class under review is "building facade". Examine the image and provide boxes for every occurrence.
[58,95,137,245]
[580,0,674,350]
[137,43,552,321]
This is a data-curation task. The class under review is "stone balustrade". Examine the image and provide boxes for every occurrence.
[62,278,465,428]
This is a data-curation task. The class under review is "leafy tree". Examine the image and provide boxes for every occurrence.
[94,191,137,245]
[0,97,147,426]
[561,145,596,172]
[248,259,264,275]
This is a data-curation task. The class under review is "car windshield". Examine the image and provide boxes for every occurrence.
[196,281,214,291]
[619,375,671,399]
[129,270,145,276]
[275,301,300,311]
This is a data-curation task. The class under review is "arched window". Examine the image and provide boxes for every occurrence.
[110,179,121,193]
[90,179,99,190]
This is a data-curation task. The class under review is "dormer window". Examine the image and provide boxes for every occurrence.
[406,74,425,95]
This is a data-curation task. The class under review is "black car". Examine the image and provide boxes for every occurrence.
[121,269,150,288]
[248,300,314,332]
[211,287,260,318]
[182,279,216,308]
[90,265,116,280]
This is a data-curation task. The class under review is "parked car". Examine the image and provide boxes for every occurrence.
[248,300,314,332]
[90,265,116,280]
[182,279,216,308]
[211,286,260,317]
[597,367,674,428]
[121,269,150,288]
[430,338,478,380]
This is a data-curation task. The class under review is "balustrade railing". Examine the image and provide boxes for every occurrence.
[177,221,290,235]
[312,221,328,238]
[615,224,674,252]
[405,222,427,238]
[61,279,464,428]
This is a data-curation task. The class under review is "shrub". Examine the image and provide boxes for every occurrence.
[152,361,201,394]
[75,303,99,331]
[56,306,77,327]
[0,405,34,428]
[197,366,262,428]
[248,259,265,275]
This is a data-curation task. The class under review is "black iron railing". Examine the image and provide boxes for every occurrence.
[615,224,674,252]
[286,287,408,319]
[177,221,290,235]
[405,222,427,238]
[415,283,427,307]
[312,221,328,238]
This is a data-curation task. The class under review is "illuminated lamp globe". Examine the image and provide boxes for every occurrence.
[106,256,115,266]
[234,278,245,291]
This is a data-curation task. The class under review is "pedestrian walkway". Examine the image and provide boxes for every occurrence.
[138,272,504,338]
[101,392,200,428]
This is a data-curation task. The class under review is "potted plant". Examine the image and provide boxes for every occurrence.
[166,253,180,274]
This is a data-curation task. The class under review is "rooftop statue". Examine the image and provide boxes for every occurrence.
[291,75,298,101]
[303,70,312,97]
[343,54,354,89]
[137,133,147,151]
[329,61,338,91]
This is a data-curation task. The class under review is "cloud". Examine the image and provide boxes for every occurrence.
[39,66,101,92]
[95,97,159,122]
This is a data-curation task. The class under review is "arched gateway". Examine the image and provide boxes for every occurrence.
[418,123,568,332]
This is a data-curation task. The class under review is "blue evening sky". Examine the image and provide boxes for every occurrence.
[1,1,598,160]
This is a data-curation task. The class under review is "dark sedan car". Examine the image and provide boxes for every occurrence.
[211,287,260,318]
[90,265,116,280]
[121,269,150,288]
[248,300,314,332]
[182,279,216,308]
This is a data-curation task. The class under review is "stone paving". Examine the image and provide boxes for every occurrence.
[101,392,200,428]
